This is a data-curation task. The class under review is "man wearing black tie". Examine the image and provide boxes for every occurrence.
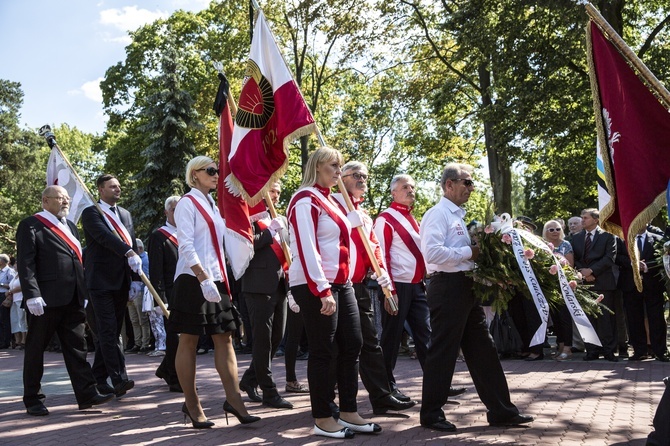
[620,227,669,362]
[17,186,114,415]
[81,174,141,397]
[572,208,618,361]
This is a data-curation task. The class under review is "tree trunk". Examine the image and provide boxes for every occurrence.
[597,0,624,35]
[479,62,512,215]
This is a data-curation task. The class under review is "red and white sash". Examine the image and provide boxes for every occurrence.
[101,206,132,246]
[184,194,231,298]
[255,218,289,273]
[34,211,83,263]
[157,225,178,248]
[379,207,425,283]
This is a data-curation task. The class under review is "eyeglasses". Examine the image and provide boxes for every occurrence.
[451,178,474,187]
[546,228,561,233]
[342,172,368,181]
[197,167,220,176]
[46,196,70,203]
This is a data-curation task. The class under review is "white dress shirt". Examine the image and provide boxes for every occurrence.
[174,189,225,282]
[420,196,474,273]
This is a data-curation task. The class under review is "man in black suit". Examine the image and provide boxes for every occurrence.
[618,227,669,362]
[149,195,182,391]
[239,181,293,409]
[16,186,114,415]
[572,208,618,361]
[81,174,141,397]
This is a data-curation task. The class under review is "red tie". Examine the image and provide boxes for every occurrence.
[584,232,592,260]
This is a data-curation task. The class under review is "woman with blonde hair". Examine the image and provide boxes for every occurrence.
[169,155,259,428]
[287,147,378,439]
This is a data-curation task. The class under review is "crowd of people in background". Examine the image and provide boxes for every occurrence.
[3,151,669,442]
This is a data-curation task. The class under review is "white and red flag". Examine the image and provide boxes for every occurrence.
[214,72,257,280]
[46,147,94,223]
[229,10,316,205]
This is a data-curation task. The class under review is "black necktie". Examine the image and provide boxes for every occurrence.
[109,206,117,216]
[637,235,644,253]
[584,232,592,259]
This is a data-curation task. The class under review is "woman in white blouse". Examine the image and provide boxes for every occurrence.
[169,156,259,428]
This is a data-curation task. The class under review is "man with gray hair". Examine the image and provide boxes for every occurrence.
[419,163,532,431]
[332,162,415,415]
[150,195,181,391]
[373,174,435,404]
[16,186,114,415]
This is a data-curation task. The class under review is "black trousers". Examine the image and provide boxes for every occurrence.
[87,288,129,386]
[550,303,573,347]
[240,289,287,398]
[420,272,519,424]
[585,290,617,356]
[507,292,544,355]
[380,282,431,391]
[23,298,98,407]
[284,307,305,382]
[623,289,668,357]
[352,282,392,405]
[647,377,670,446]
[292,283,362,418]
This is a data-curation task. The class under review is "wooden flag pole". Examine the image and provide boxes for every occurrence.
[39,126,169,318]
[585,2,670,109]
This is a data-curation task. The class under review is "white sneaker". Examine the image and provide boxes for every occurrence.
[147,350,165,357]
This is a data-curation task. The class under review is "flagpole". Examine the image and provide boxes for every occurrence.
[39,125,170,318]
[585,2,670,109]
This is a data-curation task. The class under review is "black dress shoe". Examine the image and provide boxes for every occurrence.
[448,387,467,397]
[239,382,262,402]
[628,354,645,361]
[26,403,49,416]
[125,345,140,353]
[421,419,456,432]
[97,383,115,395]
[78,392,114,410]
[604,353,618,362]
[372,395,416,414]
[656,354,670,362]
[583,353,599,361]
[391,389,411,402]
[262,395,294,409]
[489,414,534,427]
[114,379,135,397]
[524,354,544,361]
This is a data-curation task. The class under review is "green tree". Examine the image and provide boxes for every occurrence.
[130,43,201,238]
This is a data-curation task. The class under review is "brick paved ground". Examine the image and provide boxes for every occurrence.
[1,347,668,445]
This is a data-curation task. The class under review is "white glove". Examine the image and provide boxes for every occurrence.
[371,272,392,289]
[287,291,300,313]
[347,210,365,228]
[128,281,143,301]
[200,279,222,303]
[127,254,142,274]
[26,297,47,316]
[268,217,285,236]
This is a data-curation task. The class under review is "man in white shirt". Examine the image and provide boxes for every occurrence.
[419,163,532,432]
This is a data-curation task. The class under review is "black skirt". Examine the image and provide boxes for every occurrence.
[167,274,238,335]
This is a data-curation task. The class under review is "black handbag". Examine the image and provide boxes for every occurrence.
[489,310,523,356]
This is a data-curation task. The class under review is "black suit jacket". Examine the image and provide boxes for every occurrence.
[240,220,287,295]
[616,232,664,294]
[16,215,87,307]
[147,228,178,304]
[573,227,617,291]
[81,204,137,291]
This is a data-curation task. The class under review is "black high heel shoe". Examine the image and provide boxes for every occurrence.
[223,400,261,425]
[181,402,215,429]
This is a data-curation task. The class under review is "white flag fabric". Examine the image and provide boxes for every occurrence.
[46,148,94,223]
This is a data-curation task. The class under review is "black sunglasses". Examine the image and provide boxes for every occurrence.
[198,167,220,176]
[546,228,561,233]
[451,178,474,187]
